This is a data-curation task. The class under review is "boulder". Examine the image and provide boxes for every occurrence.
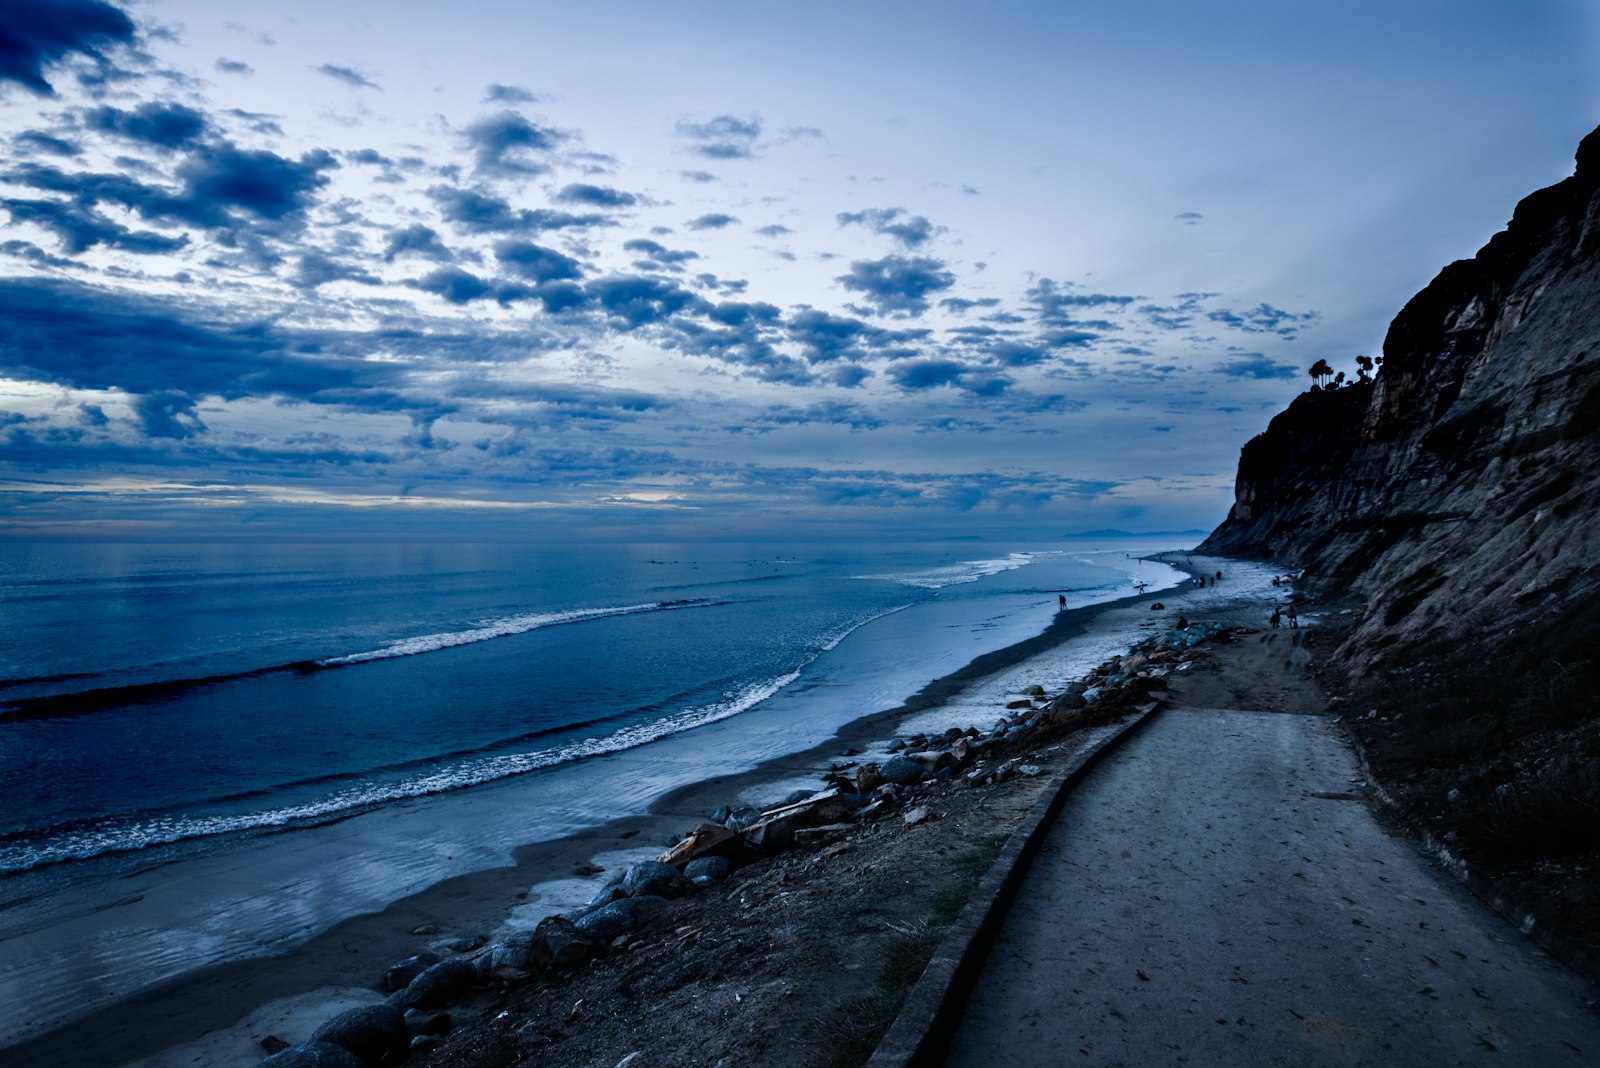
[403,1009,452,1037]
[399,958,478,1010]
[723,806,762,831]
[573,900,637,941]
[308,1003,406,1066]
[260,1042,367,1068]
[410,1035,443,1057]
[622,860,690,898]
[741,790,852,850]
[879,753,925,786]
[528,915,598,969]
[587,881,626,909]
[684,855,732,884]
[855,763,885,793]
[382,951,441,992]
[489,931,538,971]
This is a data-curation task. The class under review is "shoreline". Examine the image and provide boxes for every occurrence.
[5,554,1257,1068]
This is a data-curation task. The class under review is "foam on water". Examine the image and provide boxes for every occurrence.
[860,551,1037,589]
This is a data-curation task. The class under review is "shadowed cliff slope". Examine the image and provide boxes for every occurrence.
[1201,123,1600,679]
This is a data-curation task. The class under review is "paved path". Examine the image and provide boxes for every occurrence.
[946,705,1600,1067]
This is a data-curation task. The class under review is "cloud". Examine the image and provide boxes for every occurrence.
[1175,211,1203,225]
[1206,303,1318,338]
[314,63,380,90]
[680,169,717,183]
[623,238,699,272]
[554,182,636,208]
[215,58,252,75]
[463,111,563,177]
[587,275,707,328]
[412,266,494,304]
[174,144,338,227]
[837,207,937,248]
[755,224,792,237]
[885,359,969,391]
[1212,354,1300,379]
[85,101,209,149]
[687,212,738,231]
[675,114,761,160]
[0,0,136,94]
[939,297,1000,314]
[786,308,880,363]
[15,130,81,156]
[382,223,452,262]
[484,83,536,104]
[1026,278,1137,324]
[2,196,188,253]
[428,185,612,235]
[835,255,955,315]
[293,250,380,289]
[131,391,206,438]
[492,238,583,282]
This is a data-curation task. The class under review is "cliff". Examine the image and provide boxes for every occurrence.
[1200,123,1600,678]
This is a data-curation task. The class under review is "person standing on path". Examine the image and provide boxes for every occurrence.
[1287,604,1298,628]
[1270,607,1281,629]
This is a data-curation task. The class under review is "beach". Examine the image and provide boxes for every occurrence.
[0,549,1283,1067]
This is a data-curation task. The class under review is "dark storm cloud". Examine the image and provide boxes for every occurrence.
[1213,354,1300,380]
[1,196,188,253]
[835,255,955,316]
[492,239,583,282]
[554,182,636,208]
[623,238,699,272]
[85,101,209,148]
[0,0,136,94]
[463,111,563,177]
[1206,303,1318,339]
[675,114,761,160]
[382,223,452,262]
[174,144,338,227]
[836,207,937,248]
[314,64,379,90]
[687,213,737,231]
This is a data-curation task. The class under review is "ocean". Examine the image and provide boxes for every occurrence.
[0,538,1185,879]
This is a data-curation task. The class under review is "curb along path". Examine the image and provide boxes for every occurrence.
[934,705,1600,1066]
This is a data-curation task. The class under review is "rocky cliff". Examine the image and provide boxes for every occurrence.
[1200,124,1600,678]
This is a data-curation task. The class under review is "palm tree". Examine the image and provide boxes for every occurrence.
[1308,358,1333,388]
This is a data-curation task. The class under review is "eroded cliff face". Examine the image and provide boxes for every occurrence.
[1200,124,1600,676]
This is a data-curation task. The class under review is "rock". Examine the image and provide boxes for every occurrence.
[574,900,639,941]
[879,753,925,786]
[855,763,885,793]
[622,860,690,898]
[1025,685,1046,696]
[658,823,739,869]
[723,806,763,831]
[261,1035,292,1055]
[489,931,538,971]
[382,951,441,992]
[410,923,439,935]
[399,958,478,1010]
[444,934,484,953]
[411,1035,443,1056]
[856,799,891,819]
[1005,698,1033,709]
[1151,602,1165,610]
[260,1042,367,1068]
[528,915,599,969]
[742,789,854,850]
[403,1009,452,1037]
[587,881,626,908]
[780,788,814,806]
[684,855,732,883]
[1017,764,1044,777]
[902,807,929,826]
[711,804,733,824]
[1050,692,1086,712]
[309,1003,407,1066]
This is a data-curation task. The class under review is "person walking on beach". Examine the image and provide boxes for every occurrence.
[1287,604,1298,629]
[1270,607,1281,629]
[1058,593,1066,610]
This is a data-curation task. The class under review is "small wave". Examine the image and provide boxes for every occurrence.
[818,603,914,651]
[315,599,712,667]
[0,668,799,875]
[858,552,1036,590]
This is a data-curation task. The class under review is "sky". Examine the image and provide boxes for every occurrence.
[1,0,1596,542]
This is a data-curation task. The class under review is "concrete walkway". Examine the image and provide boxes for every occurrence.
[946,706,1600,1066]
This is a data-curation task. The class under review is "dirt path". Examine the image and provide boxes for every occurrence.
[945,635,1600,1066]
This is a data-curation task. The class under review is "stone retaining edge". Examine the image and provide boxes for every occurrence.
[866,701,1165,1068]
[1346,726,1600,986]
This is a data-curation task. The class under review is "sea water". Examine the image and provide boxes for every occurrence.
[0,539,1184,877]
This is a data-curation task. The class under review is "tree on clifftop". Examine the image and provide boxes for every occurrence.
[1308,358,1333,388]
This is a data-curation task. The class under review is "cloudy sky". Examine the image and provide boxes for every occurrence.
[1,0,1596,541]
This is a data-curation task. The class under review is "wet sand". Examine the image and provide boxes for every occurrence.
[3,554,1266,1068]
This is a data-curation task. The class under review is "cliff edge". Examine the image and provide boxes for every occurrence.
[1200,123,1600,679]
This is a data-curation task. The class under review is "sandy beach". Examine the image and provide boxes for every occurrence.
[1,553,1280,1068]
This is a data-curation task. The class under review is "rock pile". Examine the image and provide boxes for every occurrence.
[257,621,1229,1066]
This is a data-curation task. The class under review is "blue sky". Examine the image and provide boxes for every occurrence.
[1,0,1596,541]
